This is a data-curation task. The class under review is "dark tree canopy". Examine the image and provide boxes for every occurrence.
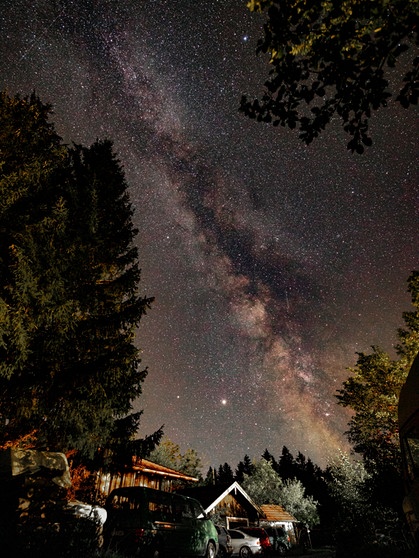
[241,0,419,152]
[337,271,419,470]
[336,271,419,508]
[337,349,405,471]
[0,92,160,466]
[235,453,254,483]
[217,462,235,485]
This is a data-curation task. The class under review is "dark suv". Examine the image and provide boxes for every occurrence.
[216,525,233,557]
[263,526,291,555]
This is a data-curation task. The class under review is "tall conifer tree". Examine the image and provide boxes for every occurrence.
[0,92,160,465]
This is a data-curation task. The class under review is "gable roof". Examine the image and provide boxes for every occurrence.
[204,481,261,514]
[178,481,261,515]
[131,458,199,482]
[260,504,298,523]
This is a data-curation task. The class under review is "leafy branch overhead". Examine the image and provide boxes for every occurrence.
[241,0,419,153]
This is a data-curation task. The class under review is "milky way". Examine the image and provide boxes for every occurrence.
[1,0,418,469]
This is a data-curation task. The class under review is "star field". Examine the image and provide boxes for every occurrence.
[1,0,418,469]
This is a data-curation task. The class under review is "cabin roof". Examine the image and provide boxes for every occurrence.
[260,503,298,523]
[204,481,261,514]
[178,481,261,515]
[131,458,199,482]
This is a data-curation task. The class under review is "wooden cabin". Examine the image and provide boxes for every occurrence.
[259,503,299,544]
[97,458,199,498]
[178,481,262,528]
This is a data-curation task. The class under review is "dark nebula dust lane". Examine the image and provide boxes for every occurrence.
[1,0,418,468]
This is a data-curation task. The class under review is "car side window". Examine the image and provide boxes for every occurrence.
[149,500,172,522]
[179,501,194,519]
[190,500,204,518]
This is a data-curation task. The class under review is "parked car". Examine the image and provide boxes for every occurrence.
[64,500,107,525]
[228,529,263,557]
[61,500,107,549]
[239,527,272,553]
[216,525,233,557]
[263,526,291,555]
[104,486,218,557]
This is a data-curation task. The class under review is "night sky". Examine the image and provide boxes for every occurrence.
[1,0,418,470]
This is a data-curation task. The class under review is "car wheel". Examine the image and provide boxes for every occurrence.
[239,546,251,558]
[206,541,217,558]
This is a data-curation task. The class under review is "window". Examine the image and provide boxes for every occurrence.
[230,531,245,539]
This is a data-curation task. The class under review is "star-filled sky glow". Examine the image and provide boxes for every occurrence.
[1,0,418,470]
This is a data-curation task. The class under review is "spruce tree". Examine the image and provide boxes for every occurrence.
[217,462,234,485]
[235,454,254,483]
[277,446,296,480]
[0,91,159,465]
